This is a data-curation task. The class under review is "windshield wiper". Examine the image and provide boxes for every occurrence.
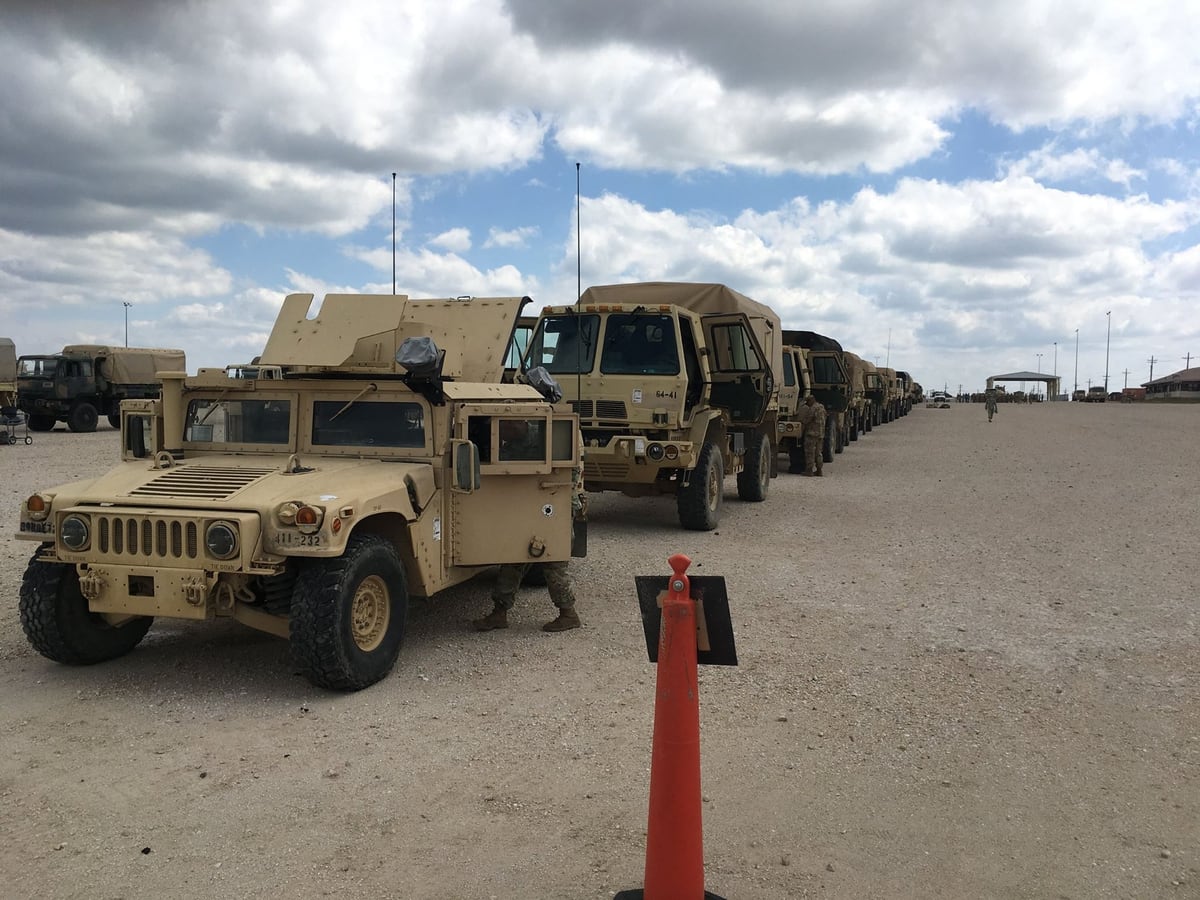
[329,383,377,421]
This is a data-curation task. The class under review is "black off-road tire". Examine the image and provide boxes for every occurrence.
[736,432,770,502]
[107,412,121,430]
[849,415,858,442]
[787,443,806,474]
[67,402,98,433]
[19,549,153,664]
[28,414,56,432]
[290,534,408,691]
[677,441,724,531]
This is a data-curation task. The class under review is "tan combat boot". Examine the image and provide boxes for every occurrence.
[472,604,509,631]
[542,607,581,632]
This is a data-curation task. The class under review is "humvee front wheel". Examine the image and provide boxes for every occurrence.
[290,534,408,691]
[19,549,154,664]
[678,441,723,531]
[736,432,770,502]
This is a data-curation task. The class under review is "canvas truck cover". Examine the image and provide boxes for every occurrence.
[580,282,783,383]
[61,345,187,383]
[783,330,844,354]
[259,293,530,383]
[0,338,15,383]
[843,351,869,391]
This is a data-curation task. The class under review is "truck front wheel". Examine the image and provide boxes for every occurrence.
[677,441,724,531]
[736,432,770,502]
[68,402,98,433]
[19,550,153,664]
[28,414,56,432]
[822,425,835,463]
[107,413,121,429]
[290,534,408,691]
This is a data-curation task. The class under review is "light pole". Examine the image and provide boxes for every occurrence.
[123,301,132,347]
[1074,328,1079,398]
[1104,311,1111,393]
[1053,341,1058,400]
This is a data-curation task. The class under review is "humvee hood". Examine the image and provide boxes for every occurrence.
[62,455,432,510]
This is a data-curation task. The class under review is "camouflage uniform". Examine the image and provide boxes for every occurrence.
[796,398,827,475]
[476,430,585,631]
[985,390,998,422]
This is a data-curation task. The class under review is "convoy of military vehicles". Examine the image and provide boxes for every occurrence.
[11,283,922,690]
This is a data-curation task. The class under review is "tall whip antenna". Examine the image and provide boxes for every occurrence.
[576,162,583,405]
[391,172,397,295]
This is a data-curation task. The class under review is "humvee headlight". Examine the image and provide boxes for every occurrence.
[26,493,52,521]
[60,515,90,551]
[205,522,239,560]
[664,444,679,461]
[647,442,665,461]
[295,505,324,535]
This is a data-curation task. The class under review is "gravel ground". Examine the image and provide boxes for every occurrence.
[0,404,1197,900]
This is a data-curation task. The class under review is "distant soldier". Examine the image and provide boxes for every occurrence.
[795,394,827,476]
[985,388,998,422]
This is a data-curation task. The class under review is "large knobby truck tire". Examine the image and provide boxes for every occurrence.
[107,412,121,429]
[290,534,409,691]
[677,441,724,531]
[736,432,770,502]
[28,414,56,432]
[19,548,154,664]
[849,414,858,442]
[787,442,806,474]
[67,401,99,433]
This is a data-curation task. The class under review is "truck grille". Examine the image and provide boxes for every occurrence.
[96,515,200,560]
[572,400,627,420]
[129,466,276,500]
[585,461,630,479]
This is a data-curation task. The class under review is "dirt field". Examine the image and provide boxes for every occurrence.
[1,403,1196,900]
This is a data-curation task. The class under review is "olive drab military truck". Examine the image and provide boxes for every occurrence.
[17,293,582,691]
[17,345,186,433]
[0,338,16,409]
[523,282,781,531]
[841,351,872,442]
[775,344,816,470]
[782,330,851,464]
[895,370,915,416]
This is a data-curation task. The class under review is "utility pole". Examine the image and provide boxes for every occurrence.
[123,301,132,347]
[1036,352,1042,373]
[1148,356,1157,382]
[1103,311,1111,393]
[1122,368,1130,389]
[1073,328,1079,396]
[1185,352,1194,369]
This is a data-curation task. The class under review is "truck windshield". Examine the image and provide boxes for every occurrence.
[599,314,679,375]
[185,398,292,445]
[810,355,845,384]
[526,315,599,375]
[18,358,58,377]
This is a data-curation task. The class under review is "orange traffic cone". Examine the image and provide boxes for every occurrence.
[616,553,727,900]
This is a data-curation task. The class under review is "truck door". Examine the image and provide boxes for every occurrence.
[449,403,578,567]
[700,313,773,425]
[777,350,799,416]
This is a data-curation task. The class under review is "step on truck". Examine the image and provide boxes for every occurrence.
[523,282,781,531]
[17,293,582,691]
[17,345,186,432]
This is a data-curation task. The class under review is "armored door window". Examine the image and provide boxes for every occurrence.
[709,324,761,372]
[466,412,552,473]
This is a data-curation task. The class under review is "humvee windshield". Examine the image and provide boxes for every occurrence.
[527,315,599,374]
[312,400,425,448]
[600,314,679,375]
[185,398,292,445]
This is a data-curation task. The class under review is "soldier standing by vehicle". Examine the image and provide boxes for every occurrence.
[473,416,586,633]
[795,394,826,476]
[985,388,998,422]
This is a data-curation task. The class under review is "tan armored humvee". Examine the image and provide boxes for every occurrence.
[17,293,581,691]
[523,282,780,531]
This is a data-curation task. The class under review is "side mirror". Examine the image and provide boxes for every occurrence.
[451,439,480,493]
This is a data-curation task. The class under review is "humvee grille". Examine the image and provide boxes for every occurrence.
[97,515,200,560]
[585,461,630,479]
[129,466,276,500]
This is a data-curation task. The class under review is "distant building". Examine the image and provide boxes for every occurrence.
[1143,367,1200,400]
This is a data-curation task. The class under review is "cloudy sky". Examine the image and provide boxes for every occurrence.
[2,0,1198,394]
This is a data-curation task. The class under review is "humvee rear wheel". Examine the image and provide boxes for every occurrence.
[19,549,154,664]
[677,441,723,531]
[736,432,770,502]
[28,414,56,432]
[67,402,98,433]
[290,534,408,691]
